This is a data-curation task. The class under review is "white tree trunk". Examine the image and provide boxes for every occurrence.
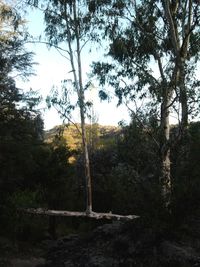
[160,90,172,209]
[72,0,93,213]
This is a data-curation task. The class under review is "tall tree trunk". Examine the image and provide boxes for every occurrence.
[179,0,192,129]
[160,90,172,210]
[178,0,192,129]
[79,95,93,213]
[163,0,192,129]
[63,0,93,213]
[161,0,193,209]
[73,0,93,213]
[179,58,188,128]
[155,52,172,210]
[77,44,93,213]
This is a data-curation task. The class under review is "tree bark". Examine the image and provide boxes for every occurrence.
[155,51,172,210]
[179,58,188,128]
[160,0,194,209]
[178,0,193,128]
[73,0,93,213]
[160,90,172,210]
[163,0,193,128]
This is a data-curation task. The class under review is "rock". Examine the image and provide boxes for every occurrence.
[10,257,45,267]
[44,220,200,267]
[161,241,200,265]
[0,237,13,252]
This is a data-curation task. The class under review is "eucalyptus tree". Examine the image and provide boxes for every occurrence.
[27,0,97,214]
[92,0,200,209]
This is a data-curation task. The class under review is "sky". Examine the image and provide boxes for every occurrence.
[15,6,131,130]
[14,2,200,130]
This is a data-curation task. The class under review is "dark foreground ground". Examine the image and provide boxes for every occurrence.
[1,217,200,267]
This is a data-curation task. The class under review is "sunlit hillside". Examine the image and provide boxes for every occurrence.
[44,123,120,151]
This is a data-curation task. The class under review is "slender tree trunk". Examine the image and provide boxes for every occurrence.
[178,0,192,129]
[163,0,192,129]
[179,0,192,129]
[179,58,188,128]
[155,52,172,209]
[79,101,93,213]
[77,59,93,213]
[161,0,193,209]
[73,0,92,213]
[63,0,93,213]
[63,1,93,213]
[77,51,93,215]
[160,90,172,210]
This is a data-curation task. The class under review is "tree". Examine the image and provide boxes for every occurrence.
[28,0,94,213]
[0,1,43,193]
[0,1,47,239]
[92,0,200,210]
[24,0,138,221]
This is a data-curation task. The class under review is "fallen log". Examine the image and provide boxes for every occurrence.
[19,208,139,221]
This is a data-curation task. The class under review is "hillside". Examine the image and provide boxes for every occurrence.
[44,123,120,151]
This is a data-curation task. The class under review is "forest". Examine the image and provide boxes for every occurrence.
[0,0,200,266]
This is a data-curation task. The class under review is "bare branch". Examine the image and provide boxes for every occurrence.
[80,38,90,52]
[53,105,82,136]
[55,47,70,60]
[165,94,179,109]
[25,40,70,54]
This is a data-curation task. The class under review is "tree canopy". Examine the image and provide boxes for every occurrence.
[91,0,200,209]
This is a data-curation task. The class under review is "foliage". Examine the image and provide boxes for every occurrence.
[0,1,35,79]
[91,0,200,209]
[75,116,200,222]
[0,1,46,240]
[117,114,159,175]
[172,122,200,218]
[90,146,118,212]
[73,116,159,216]
[35,140,75,210]
[0,1,42,194]
[92,0,200,111]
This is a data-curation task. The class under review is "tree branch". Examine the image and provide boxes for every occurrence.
[181,1,199,59]
[131,0,164,41]
[53,105,82,136]
[154,52,166,82]
[25,40,70,54]
[162,0,180,54]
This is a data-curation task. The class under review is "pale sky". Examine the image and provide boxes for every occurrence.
[16,7,130,130]
[15,4,199,130]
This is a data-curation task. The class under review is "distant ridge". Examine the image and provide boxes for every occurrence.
[44,123,120,151]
